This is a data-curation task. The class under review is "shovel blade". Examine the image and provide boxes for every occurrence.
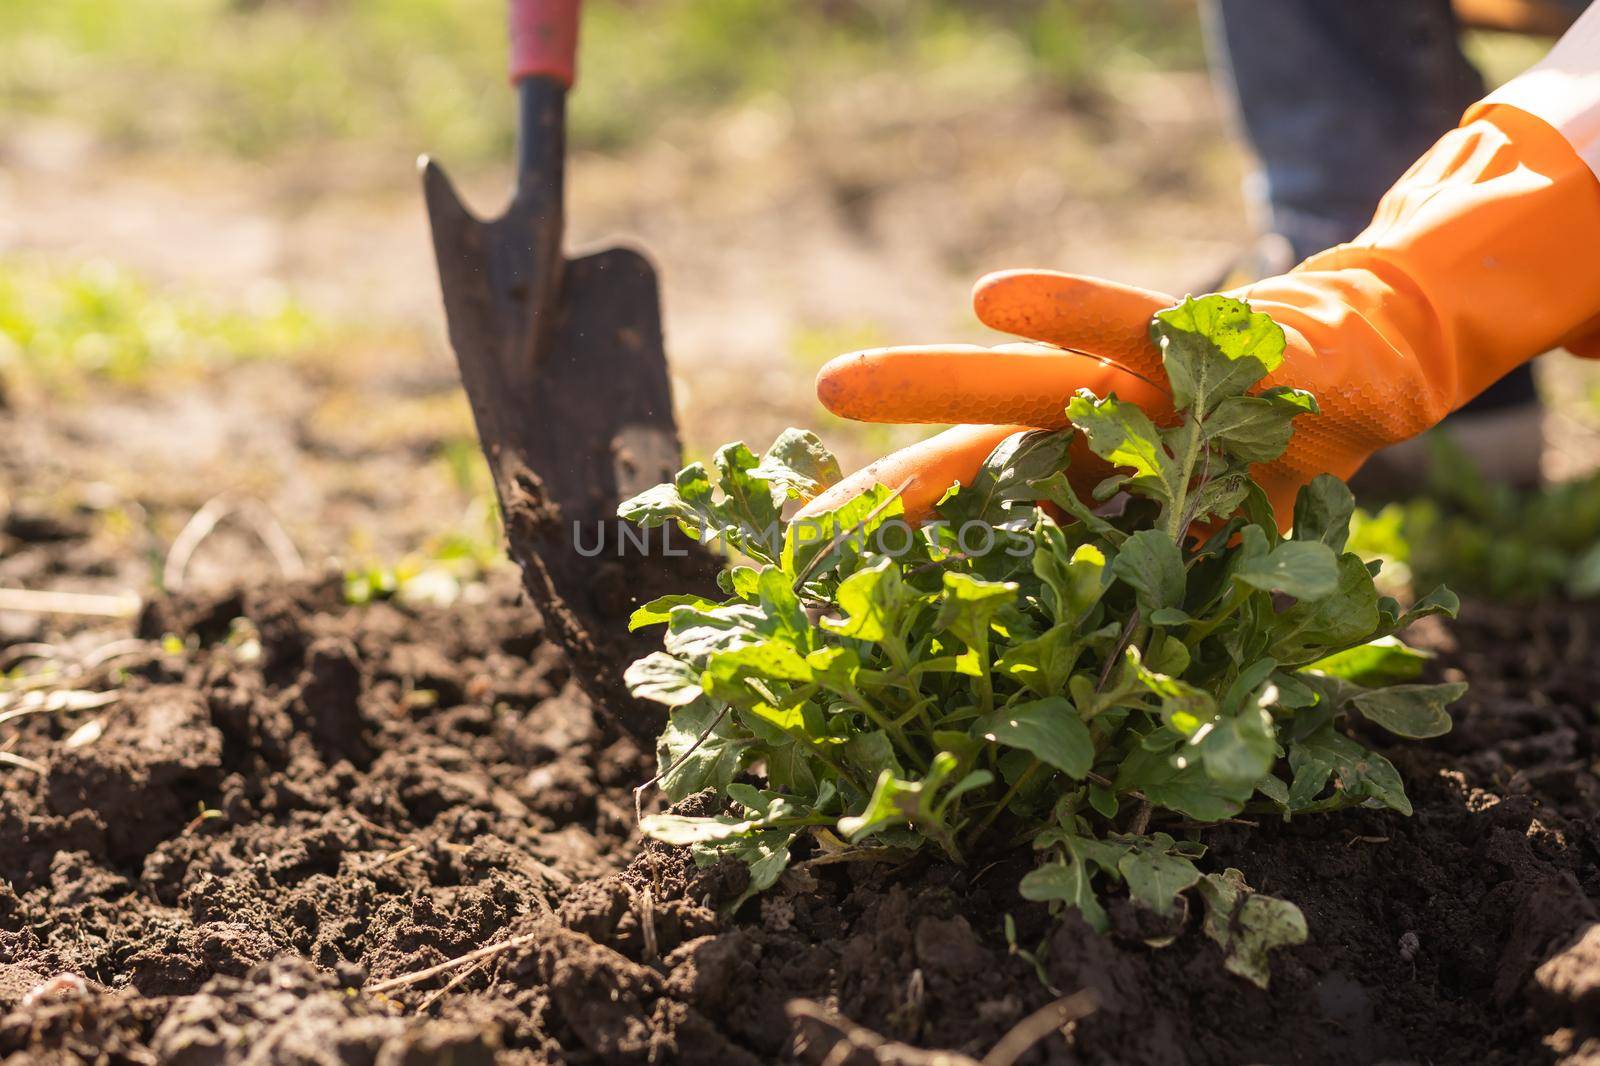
[424,158,717,742]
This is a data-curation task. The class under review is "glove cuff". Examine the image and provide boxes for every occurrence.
[1293,102,1600,409]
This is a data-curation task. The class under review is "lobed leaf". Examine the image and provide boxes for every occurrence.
[1198,868,1308,989]
[1151,295,1287,416]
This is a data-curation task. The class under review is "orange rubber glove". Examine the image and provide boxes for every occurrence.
[800,75,1600,525]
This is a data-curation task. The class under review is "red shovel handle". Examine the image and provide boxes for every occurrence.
[510,0,579,88]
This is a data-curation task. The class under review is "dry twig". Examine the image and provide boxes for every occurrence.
[366,926,548,995]
[981,989,1100,1066]
[0,588,140,618]
[164,492,305,592]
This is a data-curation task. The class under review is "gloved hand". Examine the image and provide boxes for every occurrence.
[798,98,1600,526]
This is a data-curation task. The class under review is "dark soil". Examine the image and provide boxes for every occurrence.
[4,565,1600,1064]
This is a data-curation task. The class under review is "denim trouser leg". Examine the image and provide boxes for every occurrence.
[1203,0,1537,411]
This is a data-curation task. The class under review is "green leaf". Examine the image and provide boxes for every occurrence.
[714,442,783,548]
[1292,474,1355,553]
[1348,682,1465,739]
[1305,636,1429,685]
[1267,670,1318,709]
[782,484,904,583]
[1020,840,1115,933]
[752,428,843,500]
[624,652,704,708]
[662,602,765,667]
[1188,472,1252,524]
[1205,388,1319,463]
[640,813,757,845]
[1198,868,1308,989]
[1255,774,1290,806]
[807,645,863,696]
[1240,482,1282,545]
[822,559,919,643]
[704,642,814,688]
[655,701,743,802]
[1065,392,1180,505]
[1144,630,1192,674]
[1151,295,1287,416]
[938,769,996,815]
[629,594,724,631]
[980,697,1093,778]
[619,450,789,563]
[1032,521,1110,625]
[1220,655,1278,714]
[1287,725,1411,814]
[935,572,1019,653]
[723,828,801,913]
[843,731,904,782]
[1396,586,1461,628]
[1116,833,1201,917]
[995,626,1085,698]
[1267,553,1380,664]
[755,566,814,651]
[1116,741,1253,821]
[617,463,716,539]
[1113,529,1186,614]
[1232,540,1339,600]
[838,770,914,841]
[1133,663,1217,735]
[719,565,762,599]
[1030,473,1128,545]
[937,429,1074,528]
[761,737,820,796]
[1192,706,1276,788]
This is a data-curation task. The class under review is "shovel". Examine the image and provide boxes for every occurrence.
[422,0,718,742]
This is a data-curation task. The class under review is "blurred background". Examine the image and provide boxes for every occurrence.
[2,0,1597,632]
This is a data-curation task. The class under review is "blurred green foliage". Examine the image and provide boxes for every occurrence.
[0,259,319,390]
[1348,436,1600,602]
[0,0,1202,163]
[343,493,505,606]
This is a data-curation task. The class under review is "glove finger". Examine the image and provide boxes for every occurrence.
[815,342,1172,427]
[973,269,1173,384]
[794,424,1024,525]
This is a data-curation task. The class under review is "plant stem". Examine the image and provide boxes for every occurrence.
[1084,769,1148,806]
[1166,422,1205,542]
[850,695,927,772]
[965,757,1041,848]
[1185,584,1249,640]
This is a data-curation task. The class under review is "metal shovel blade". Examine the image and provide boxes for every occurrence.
[421,85,717,741]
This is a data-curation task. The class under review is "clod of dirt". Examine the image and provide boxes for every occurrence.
[150,957,499,1065]
[43,687,225,863]
[3,506,89,544]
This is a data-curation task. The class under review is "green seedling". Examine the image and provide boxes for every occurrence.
[619,294,1464,987]
[183,801,224,835]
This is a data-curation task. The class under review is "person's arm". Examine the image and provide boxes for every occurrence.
[802,9,1600,524]
[1476,0,1600,174]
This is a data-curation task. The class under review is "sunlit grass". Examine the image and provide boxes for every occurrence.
[0,258,321,392]
[0,0,1202,164]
